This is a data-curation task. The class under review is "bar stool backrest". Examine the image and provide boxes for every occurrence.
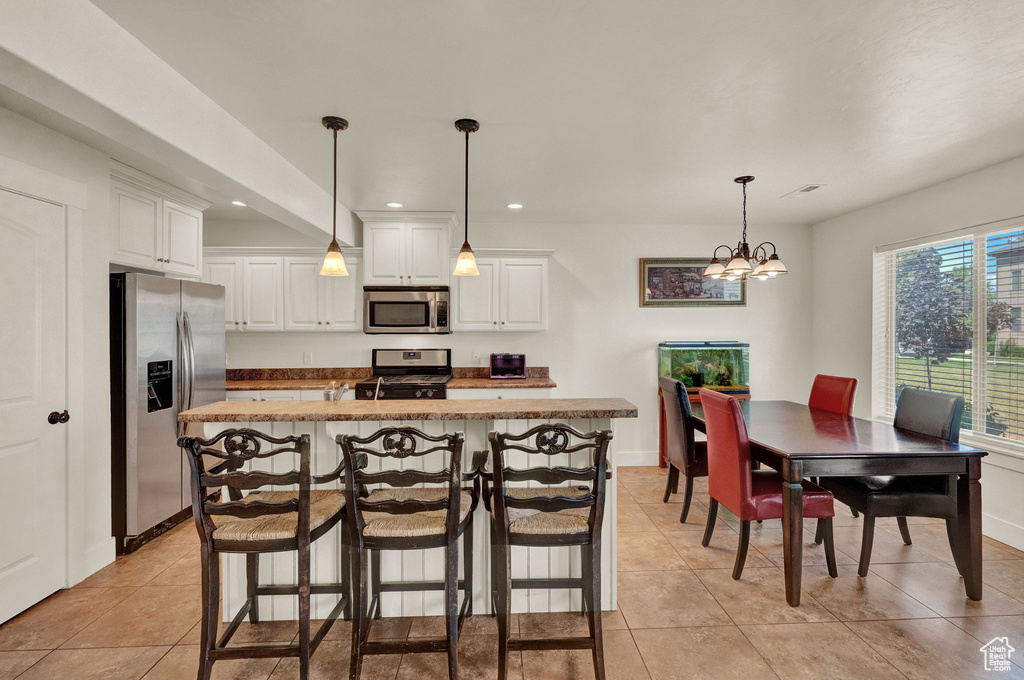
[178,428,312,547]
[488,424,612,538]
[338,427,465,537]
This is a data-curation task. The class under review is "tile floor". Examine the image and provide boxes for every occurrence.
[2,466,1024,679]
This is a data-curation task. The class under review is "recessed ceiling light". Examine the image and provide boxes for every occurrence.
[507,203,523,209]
[231,200,247,206]
[386,202,403,208]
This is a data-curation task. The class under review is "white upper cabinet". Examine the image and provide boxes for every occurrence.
[284,256,363,331]
[450,257,499,331]
[449,251,551,331]
[321,256,362,330]
[243,257,285,331]
[358,212,455,286]
[203,257,243,331]
[109,163,208,277]
[406,223,448,284]
[500,257,548,331]
[364,222,405,285]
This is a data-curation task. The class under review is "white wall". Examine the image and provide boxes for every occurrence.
[811,153,1024,549]
[224,221,815,463]
[0,106,114,580]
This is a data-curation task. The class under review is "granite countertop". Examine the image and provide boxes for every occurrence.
[178,398,636,422]
[225,367,556,391]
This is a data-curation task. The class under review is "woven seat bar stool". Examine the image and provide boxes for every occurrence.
[178,429,353,680]
[338,427,476,680]
[485,423,613,680]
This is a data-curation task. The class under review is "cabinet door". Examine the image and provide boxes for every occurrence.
[363,223,405,285]
[322,256,362,331]
[451,257,499,331]
[162,200,203,276]
[406,223,448,285]
[284,258,323,331]
[500,258,548,331]
[203,257,243,331]
[110,180,160,267]
[243,257,285,331]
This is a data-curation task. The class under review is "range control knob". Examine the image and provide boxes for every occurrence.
[415,390,423,398]
[426,390,435,398]
[364,389,374,398]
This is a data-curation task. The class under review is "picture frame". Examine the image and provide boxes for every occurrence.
[639,258,746,307]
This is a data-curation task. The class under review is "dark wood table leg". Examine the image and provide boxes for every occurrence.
[781,461,804,607]
[958,457,983,601]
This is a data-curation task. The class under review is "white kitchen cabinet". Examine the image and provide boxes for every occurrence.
[450,257,499,331]
[358,212,455,286]
[449,252,550,331]
[162,200,203,276]
[243,257,285,331]
[284,256,363,331]
[109,164,208,277]
[500,258,548,331]
[203,257,244,331]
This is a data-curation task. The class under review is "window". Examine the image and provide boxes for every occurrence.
[877,227,1024,444]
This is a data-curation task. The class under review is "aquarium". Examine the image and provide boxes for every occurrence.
[658,341,750,395]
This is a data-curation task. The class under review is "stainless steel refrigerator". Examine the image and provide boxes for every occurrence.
[110,273,225,553]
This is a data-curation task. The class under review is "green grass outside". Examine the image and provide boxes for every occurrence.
[895,355,1024,440]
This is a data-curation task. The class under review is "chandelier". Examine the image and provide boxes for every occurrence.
[703,176,788,281]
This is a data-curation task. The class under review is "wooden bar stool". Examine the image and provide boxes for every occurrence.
[485,424,612,680]
[178,429,352,680]
[338,427,475,680]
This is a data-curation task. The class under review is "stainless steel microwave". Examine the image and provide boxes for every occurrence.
[363,286,450,334]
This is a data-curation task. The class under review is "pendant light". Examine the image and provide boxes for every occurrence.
[452,118,480,276]
[703,176,787,281]
[319,115,350,277]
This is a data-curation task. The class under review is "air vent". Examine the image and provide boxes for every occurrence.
[780,184,826,198]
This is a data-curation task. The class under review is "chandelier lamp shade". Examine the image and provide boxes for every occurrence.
[319,115,350,277]
[452,118,481,276]
[703,176,787,282]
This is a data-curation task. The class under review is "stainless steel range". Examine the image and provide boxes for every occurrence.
[354,349,452,400]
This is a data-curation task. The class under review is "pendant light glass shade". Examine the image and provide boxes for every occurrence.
[319,116,349,277]
[762,253,788,276]
[725,253,752,274]
[453,241,479,276]
[320,240,349,276]
[703,258,726,279]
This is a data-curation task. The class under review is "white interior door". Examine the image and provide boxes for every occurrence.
[0,188,68,622]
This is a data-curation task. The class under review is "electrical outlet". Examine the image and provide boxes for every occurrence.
[303,351,313,365]
[471,351,481,364]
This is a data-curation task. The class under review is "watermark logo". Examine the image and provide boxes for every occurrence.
[980,637,1015,672]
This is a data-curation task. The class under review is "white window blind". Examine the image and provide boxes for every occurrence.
[877,226,1024,445]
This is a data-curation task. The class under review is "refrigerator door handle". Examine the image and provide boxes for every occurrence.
[183,311,197,413]
[175,312,189,438]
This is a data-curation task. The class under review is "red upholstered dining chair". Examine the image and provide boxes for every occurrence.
[807,374,861,517]
[808,374,858,416]
[698,389,839,580]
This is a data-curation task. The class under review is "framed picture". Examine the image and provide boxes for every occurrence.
[639,258,746,307]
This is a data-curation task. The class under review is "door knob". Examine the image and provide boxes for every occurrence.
[47,410,70,424]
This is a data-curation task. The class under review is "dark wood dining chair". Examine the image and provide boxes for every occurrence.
[486,424,612,680]
[698,389,839,580]
[816,387,966,577]
[658,377,708,523]
[179,429,352,680]
[338,427,475,680]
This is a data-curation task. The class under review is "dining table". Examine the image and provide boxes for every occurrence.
[689,400,988,607]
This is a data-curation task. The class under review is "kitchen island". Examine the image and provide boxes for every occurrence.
[178,398,637,621]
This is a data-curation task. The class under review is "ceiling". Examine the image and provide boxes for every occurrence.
[90,0,1024,228]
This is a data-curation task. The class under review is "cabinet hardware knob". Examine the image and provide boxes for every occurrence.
[235,322,239,325]
[243,321,248,325]
[493,321,497,325]
[47,410,70,424]
[318,321,322,325]
[501,321,505,325]
[326,321,330,325]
